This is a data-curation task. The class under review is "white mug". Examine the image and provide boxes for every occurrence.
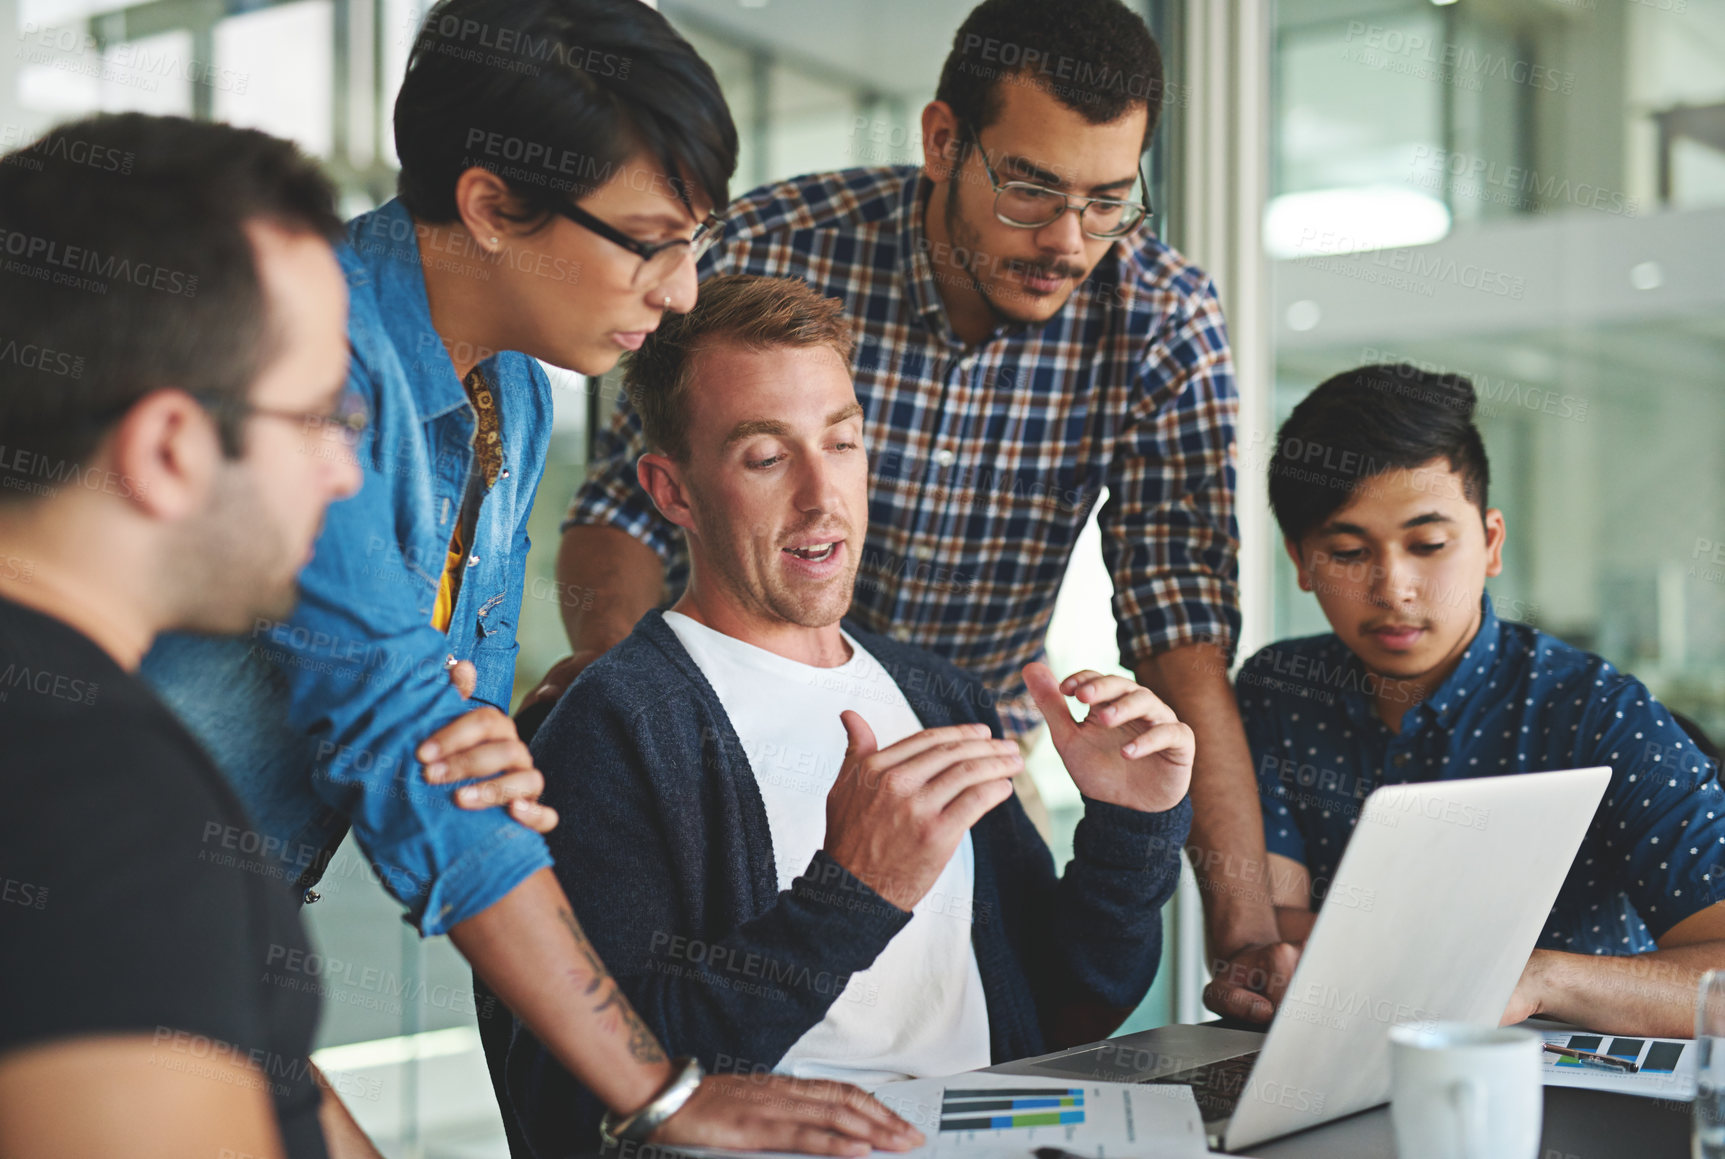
[1388,1022,1542,1159]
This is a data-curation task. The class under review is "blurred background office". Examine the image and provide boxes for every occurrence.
[3,0,1720,1152]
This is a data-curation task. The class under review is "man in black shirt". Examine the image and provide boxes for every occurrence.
[0,115,370,1157]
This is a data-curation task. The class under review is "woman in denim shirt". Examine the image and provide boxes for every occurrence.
[142,0,918,1151]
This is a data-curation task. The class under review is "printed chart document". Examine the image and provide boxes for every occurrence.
[1539,1029,1697,1100]
[867,1070,1210,1158]
[665,1071,1208,1159]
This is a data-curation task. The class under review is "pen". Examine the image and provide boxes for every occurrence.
[1542,1043,1639,1073]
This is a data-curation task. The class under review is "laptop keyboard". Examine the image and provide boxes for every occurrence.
[1142,1050,1260,1122]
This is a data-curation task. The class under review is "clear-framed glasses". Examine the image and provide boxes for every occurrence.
[208,388,370,449]
[554,201,724,290]
[965,125,1153,239]
[84,387,370,451]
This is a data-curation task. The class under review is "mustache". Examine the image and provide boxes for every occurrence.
[1005,257,1085,280]
[778,520,850,546]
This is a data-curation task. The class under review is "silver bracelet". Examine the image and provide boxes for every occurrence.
[600,1056,705,1146]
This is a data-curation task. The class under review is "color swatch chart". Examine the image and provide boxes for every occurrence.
[1539,1030,1697,1100]
[938,1087,1085,1132]
[1547,1034,1685,1073]
[869,1073,1210,1158]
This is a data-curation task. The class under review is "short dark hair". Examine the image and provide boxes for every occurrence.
[1269,363,1492,544]
[627,274,855,462]
[936,0,1164,152]
[0,113,341,498]
[395,0,737,226]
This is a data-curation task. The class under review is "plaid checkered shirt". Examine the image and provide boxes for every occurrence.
[566,165,1240,735]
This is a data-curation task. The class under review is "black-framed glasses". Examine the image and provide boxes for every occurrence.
[553,202,723,290]
[965,126,1153,239]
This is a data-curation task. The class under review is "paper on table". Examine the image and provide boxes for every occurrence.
[660,1071,1209,1159]
[865,1070,1211,1159]
[1539,1030,1697,1101]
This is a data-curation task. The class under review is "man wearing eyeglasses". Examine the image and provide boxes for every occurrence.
[544,0,1294,1024]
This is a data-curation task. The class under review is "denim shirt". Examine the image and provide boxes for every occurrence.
[140,198,554,936]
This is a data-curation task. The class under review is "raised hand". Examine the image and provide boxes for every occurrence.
[822,712,1020,911]
[1023,662,1193,813]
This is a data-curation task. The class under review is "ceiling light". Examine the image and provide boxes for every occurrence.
[1286,300,1322,332]
[1263,187,1452,259]
[1629,261,1663,290]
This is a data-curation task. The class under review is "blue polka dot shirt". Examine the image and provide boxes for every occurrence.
[1237,595,1725,956]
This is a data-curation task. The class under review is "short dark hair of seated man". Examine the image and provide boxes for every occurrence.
[1238,361,1725,1039]
[0,113,363,1155]
[494,274,1197,1153]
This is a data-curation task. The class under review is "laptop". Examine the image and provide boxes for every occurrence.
[998,767,1612,1152]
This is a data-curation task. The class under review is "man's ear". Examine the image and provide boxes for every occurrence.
[106,389,223,522]
[638,452,695,532]
[1283,535,1314,592]
[1482,508,1507,579]
[920,100,963,183]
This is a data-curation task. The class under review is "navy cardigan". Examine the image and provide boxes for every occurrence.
[490,611,1191,1157]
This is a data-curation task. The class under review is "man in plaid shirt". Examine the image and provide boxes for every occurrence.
[529,0,1296,1024]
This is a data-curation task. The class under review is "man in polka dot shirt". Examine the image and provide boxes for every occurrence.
[1235,363,1725,1038]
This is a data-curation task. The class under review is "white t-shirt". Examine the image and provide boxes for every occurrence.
[664,611,992,1086]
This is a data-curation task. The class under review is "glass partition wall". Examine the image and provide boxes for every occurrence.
[1269,0,1725,741]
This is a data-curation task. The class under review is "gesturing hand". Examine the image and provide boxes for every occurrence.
[822,712,1020,912]
[1023,662,1193,813]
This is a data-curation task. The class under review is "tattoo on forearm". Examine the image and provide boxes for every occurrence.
[623,1011,667,1064]
[558,907,668,1064]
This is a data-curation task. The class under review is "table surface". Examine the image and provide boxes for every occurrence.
[986,1021,1692,1157]
[1230,1085,1689,1158]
